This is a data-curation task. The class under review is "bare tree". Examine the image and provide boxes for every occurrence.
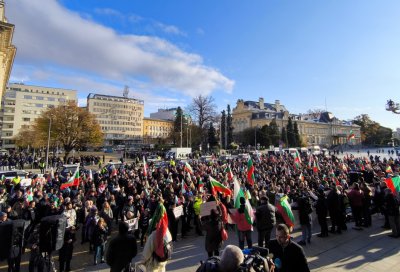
[188,95,217,128]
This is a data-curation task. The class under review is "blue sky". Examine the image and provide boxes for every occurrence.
[6,0,400,129]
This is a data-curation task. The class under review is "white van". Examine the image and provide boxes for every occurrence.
[308,145,321,155]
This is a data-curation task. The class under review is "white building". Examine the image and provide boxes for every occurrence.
[0,83,77,149]
[150,108,177,121]
[87,93,144,146]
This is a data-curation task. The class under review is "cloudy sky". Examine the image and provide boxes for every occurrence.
[5,0,400,129]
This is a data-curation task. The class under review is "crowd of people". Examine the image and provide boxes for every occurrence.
[0,148,399,272]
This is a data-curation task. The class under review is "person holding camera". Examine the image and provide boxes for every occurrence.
[267,223,309,272]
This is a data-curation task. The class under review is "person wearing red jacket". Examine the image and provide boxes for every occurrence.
[347,182,365,230]
[229,197,253,249]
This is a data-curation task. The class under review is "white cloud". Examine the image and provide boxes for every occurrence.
[7,0,234,98]
[154,22,186,36]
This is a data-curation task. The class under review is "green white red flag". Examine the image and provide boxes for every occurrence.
[184,162,193,174]
[233,177,253,225]
[147,203,169,259]
[60,164,80,190]
[275,194,295,227]
[385,176,400,194]
[292,150,301,169]
[247,158,255,186]
[347,130,355,142]
[143,156,148,177]
[210,176,232,196]
[224,165,233,181]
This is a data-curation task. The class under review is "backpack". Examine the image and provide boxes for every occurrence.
[153,240,173,262]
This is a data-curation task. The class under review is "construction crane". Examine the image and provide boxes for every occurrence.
[386,99,400,114]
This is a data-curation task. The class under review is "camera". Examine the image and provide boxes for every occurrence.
[239,247,271,272]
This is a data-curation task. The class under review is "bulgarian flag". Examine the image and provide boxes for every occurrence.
[275,194,295,228]
[184,162,193,174]
[224,165,233,181]
[233,177,253,225]
[26,188,33,202]
[292,150,301,169]
[313,159,320,173]
[386,176,400,194]
[247,158,255,186]
[299,172,304,182]
[143,156,148,177]
[308,155,313,169]
[386,165,393,174]
[347,130,355,141]
[60,164,80,190]
[210,176,232,196]
[181,180,189,194]
[198,177,204,193]
[147,203,169,259]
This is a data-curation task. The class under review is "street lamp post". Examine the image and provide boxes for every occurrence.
[254,125,259,150]
[180,114,183,148]
[45,117,52,172]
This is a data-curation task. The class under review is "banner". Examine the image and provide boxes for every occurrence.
[173,205,184,219]
[200,201,217,217]
[20,178,32,187]
[124,218,139,231]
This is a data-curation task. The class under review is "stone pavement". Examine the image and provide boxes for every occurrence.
[1,211,400,272]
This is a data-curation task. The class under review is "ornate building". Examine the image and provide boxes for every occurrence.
[0,0,16,106]
[232,97,361,147]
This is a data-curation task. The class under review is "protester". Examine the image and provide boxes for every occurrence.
[255,196,276,247]
[106,221,137,272]
[203,209,223,257]
[93,218,108,265]
[230,197,253,249]
[267,223,310,272]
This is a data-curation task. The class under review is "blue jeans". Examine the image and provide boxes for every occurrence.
[94,243,105,264]
[301,223,312,243]
[238,230,253,249]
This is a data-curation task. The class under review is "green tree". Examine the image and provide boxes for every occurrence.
[260,124,271,148]
[220,110,226,149]
[207,122,218,149]
[173,107,184,146]
[227,105,233,148]
[16,101,103,160]
[269,119,280,146]
[287,117,295,147]
[281,127,288,147]
[352,114,392,146]
[293,121,301,147]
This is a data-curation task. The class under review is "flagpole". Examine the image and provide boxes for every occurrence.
[45,117,52,172]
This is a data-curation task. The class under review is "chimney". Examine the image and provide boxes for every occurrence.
[259,97,264,110]
[275,100,280,111]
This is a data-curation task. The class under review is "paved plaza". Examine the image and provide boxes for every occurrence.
[1,212,400,272]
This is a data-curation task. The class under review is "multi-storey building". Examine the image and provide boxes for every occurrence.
[143,117,173,143]
[232,98,361,147]
[0,83,77,148]
[87,93,144,146]
[0,1,16,106]
[150,108,177,121]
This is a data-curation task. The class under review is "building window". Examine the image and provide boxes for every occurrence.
[24,95,33,99]
[23,118,30,122]
[36,104,44,108]
[48,97,55,101]
[36,96,44,100]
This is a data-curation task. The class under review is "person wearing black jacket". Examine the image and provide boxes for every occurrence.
[92,218,108,265]
[106,222,137,272]
[315,189,329,237]
[267,224,310,272]
[384,188,400,238]
[255,196,276,247]
[58,226,76,272]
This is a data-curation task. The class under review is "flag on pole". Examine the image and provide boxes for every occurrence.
[299,172,304,182]
[292,150,301,169]
[184,162,193,174]
[386,176,400,194]
[209,176,232,196]
[198,177,204,193]
[275,194,295,228]
[181,180,189,194]
[147,203,169,259]
[143,156,148,177]
[60,164,80,190]
[313,159,320,173]
[224,165,233,181]
[233,177,253,225]
[247,158,255,186]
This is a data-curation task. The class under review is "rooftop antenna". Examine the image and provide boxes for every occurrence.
[123,85,129,98]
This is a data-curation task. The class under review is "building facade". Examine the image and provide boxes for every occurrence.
[149,108,177,121]
[0,1,16,106]
[143,117,173,144]
[87,93,144,146]
[232,97,361,147]
[0,83,77,148]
